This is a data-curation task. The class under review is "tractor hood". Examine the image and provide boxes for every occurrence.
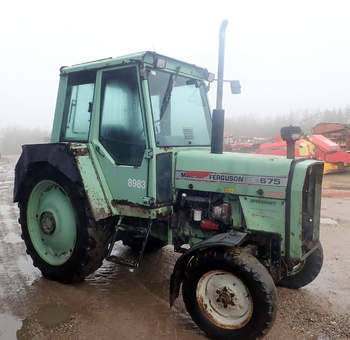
[175,150,296,199]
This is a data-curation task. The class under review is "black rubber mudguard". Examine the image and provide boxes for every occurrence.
[169,231,247,306]
[13,143,81,203]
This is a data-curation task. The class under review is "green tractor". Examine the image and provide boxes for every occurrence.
[14,21,323,339]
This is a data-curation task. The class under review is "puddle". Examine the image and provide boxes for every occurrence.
[320,218,338,225]
[0,313,22,340]
[85,243,139,289]
[33,304,74,328]
[15,304,75,339]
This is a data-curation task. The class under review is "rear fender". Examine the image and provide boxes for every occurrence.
[14,143,81,202]
[13,143,112,221]
[169,231,247,306]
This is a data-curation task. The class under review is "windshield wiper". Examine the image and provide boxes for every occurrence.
[159,67,180,120]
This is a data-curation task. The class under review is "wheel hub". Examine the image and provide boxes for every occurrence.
[39,211,56,235]
[196,270,253,329]
[216,287,235,308]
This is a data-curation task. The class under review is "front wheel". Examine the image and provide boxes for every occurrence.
[182,249,277,340]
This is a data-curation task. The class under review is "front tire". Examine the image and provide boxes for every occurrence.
[279,242,323,289]
[182,249,277,340]
[19,168,113,283]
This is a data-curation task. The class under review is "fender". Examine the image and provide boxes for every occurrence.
[13,143,112,221]
[169,231,247,306]
[14,143,81,202]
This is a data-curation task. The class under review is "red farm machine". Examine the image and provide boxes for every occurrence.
[253,133,350,174]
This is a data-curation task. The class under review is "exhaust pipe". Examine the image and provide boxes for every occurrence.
[211,20,228,154]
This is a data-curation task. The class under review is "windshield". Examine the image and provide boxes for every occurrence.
[148,69,211,146]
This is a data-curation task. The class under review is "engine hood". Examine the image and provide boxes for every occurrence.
[175,150,299,199]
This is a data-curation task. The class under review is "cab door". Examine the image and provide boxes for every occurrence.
[93,65,150,205]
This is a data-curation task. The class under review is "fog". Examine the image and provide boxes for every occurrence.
[1,0,350,131]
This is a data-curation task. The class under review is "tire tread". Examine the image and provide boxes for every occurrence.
[18,167,113,283]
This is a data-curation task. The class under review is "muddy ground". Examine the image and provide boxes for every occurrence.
[0,155,349,340]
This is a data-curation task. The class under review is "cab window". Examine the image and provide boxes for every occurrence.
[99,67,146,166]
[62,71,96,142]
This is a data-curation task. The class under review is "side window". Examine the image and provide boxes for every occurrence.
[100,67,146,166]
[62,71,95,141]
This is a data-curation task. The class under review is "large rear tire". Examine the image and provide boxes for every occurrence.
[182,249,277,340]
[279,242,323,289]
[19,168,113,283]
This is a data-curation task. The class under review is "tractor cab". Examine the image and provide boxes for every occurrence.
[50,52,215,210]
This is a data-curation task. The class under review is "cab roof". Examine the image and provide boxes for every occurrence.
[60,51,211,81]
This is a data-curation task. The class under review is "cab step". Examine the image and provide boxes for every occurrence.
[106,219,152,268]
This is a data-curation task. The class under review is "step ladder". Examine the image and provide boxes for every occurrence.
[105,218,152,269]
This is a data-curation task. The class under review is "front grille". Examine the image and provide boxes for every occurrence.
[302,163,323,249]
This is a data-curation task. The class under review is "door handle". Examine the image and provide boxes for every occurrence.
[95,145,105,158]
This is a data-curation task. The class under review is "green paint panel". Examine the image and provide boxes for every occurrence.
[95,148,148,205]
[51,75,68,143]
[240,196,285,251]
[175,150,291,198]
[240,197,285,232]
[73,146,112,221]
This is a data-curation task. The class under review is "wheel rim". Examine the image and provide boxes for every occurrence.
[196,270,253,329]
[27,180,77,266]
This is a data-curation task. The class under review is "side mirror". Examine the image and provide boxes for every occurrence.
[280,126,302,142]
[230,80,241,94]
[280,126,302,159]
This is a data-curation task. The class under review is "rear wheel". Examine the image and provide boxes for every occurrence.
[182,249,277,340]
[279,243,323,289]
[19,169,113,283]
